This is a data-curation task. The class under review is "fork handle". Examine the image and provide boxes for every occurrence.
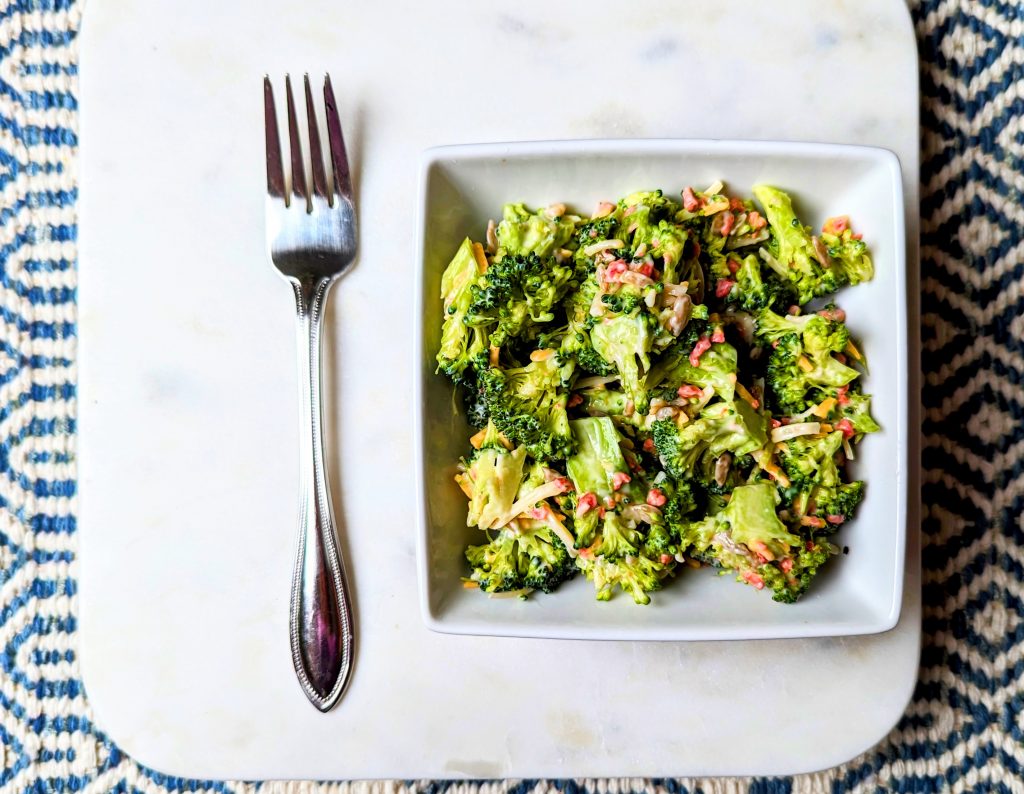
[289,275,353,712]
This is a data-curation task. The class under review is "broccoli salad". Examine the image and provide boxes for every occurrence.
[436,183,879,605]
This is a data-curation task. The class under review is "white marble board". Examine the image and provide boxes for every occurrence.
[77,0,921,779]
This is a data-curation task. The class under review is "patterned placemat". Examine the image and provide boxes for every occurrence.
[1,0,1018,791]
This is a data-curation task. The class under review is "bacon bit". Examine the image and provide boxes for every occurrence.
[823,216,850,234]
[852,232,863,241]
[836,418,856,439]
[837,385,851,406]
[729,197,745,211]
[622,205,637,217]
[568,393,583,408]
[682,186,700,212]
[817,307,847,322]
[489,345,500,367]
[638,262,655,278]
[689,336,712,367]
[748,211,767,231]
[528,507,546,520]
[827,514,846,525]
[806,540,816,551]
[771,339,780,349]
[677,384,702,399]
[659,554,674,565]
[554,477,573,493]
[578,546,595,561]
[801,516,826,528]
[611,472,632,491]
[471,242,489,274]
[727,259,740,274]
[646,488,667,507]
[787,305,801,316]
[741,571,765,590]
[736,382,760,409]
[715,280,735,299]
[598,507,607,518]
[720,213,736,237]
[594,201,616,218]
[575,493,598,517]
[604,495,617,510]
[692,240,701,258]
[834,353,848,365]
[781,558,794,573]
[711,326,726,344]
[770,418,782,429]
[643,438,657,453]
[604,259,628,283]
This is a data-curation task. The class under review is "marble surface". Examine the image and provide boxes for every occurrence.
[76,0,921,779]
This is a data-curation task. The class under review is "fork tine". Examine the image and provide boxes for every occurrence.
[263,77,285,198]
[323,75,353,202]
[285,75,308,204]
[303,74,329,200]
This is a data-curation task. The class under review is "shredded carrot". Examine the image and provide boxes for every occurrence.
[471,242,488,273]
[845,339,864,362]
[797,355,814,372]
[736,382,760,409]
[454,473,473,498]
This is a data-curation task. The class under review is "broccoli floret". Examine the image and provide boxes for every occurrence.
[465,523,576,595]
[517,526,577,593]
[576,530,672,605]
[720,482,801,561]
[437,238,489,384]
[778,431,843,490]
[815,480,866,522]
[645,338,739,402]
[728,253,797,312]
[476,356,573,460]
[579,388,630,417]
[590,312,656,413]
[601,290,646,315]
[642,480,697,559]
[575,343,616,375]
[758,309,860,414]
[753,185,848,304]
[758,538,836,603]
[565,417,636,500]
[593,510,643,559]
[458,422,528,530]
[821,220,874,286]
[467,251,576,347]
[496,202,575,259]
[840,389,881,436]
[652,400,768,482]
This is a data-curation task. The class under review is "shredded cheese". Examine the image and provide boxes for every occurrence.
[812,397,837,418]
[583,239,624,256]
[771,422,821,443]
[797,355,814,372]
[736,382,759,408]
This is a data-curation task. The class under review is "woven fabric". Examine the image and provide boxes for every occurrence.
[0,0,1019,791]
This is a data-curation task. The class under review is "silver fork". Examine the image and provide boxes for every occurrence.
[264,73,356,712]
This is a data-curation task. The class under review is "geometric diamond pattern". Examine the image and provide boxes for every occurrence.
[1,0,1022,792]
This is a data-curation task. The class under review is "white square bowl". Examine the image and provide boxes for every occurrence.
[415,139,906,641]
